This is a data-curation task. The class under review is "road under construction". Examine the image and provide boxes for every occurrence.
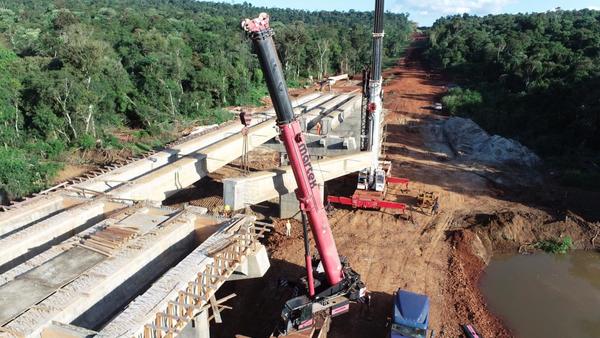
[0,1,402,335]
[2,2,599,338]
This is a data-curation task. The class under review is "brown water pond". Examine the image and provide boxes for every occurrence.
[481,250,600,338]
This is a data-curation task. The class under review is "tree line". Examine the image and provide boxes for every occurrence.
[0,0,412,200]
[426,10,600,188]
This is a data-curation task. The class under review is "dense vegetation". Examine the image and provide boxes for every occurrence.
[426,10,600,188]
[0,0,412,201]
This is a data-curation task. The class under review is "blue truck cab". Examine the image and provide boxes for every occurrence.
[390,289,433,338]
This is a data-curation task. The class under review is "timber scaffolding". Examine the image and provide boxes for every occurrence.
[0,90,372,337]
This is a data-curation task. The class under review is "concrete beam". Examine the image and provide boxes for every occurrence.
[0,195,67,238]
[265,133,358,156]
[301,94,352,131]
[107,94,343,202]
[2,210,208,337]
[0,94,336,270]
[223,151,372,210]
[322,95,362,133]
[109,119,279,202]
[263,95,361,156]
[0,92,329,239]
[0,199,124,269]
[96,217,262,338]
[70,93,324,195]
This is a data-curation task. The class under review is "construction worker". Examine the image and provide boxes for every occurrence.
[360,291,373,320]
[315,122,322,135]
[223,204,231,217]
[285,219,292,237]
[432,198,440,215]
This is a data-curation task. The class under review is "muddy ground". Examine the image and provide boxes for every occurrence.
[201,45,599,338]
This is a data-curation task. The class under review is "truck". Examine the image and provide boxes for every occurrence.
[390,289,434,338]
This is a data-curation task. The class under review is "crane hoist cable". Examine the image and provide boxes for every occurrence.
[239,111,252,175]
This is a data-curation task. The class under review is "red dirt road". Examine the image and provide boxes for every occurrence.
[212,44,596,338]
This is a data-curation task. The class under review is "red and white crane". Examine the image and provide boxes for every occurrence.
[243,13,366,337]
[327,0,410,213]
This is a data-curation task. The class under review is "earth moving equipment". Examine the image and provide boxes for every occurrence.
[390,289,435,338]
[327,0,409,213]
[242,13,366,337]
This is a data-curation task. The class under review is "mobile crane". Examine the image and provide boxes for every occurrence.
[242,12,366,337]
[326,0,409,213]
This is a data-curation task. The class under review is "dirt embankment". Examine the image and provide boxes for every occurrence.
[211,44,598,338]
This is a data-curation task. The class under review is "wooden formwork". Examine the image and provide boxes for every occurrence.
[140,220,270,338]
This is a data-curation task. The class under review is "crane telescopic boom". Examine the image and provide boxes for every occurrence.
[242,13,343,286]
[242,13,365,337]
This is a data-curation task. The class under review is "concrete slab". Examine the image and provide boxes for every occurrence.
[2,211,206,337]
[117,212,169,234]
[0,247,104,325]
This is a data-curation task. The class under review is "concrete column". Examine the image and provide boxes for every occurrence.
[279,183,324,220]
[179,309,210,338]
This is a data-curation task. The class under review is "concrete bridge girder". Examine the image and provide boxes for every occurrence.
[322,95,362,133]
[0,199,124,269]
[108,119,279,202]
[0,93,326,240]
[0,94,344,273]
[223,151,372,210]
[300,94,352,131]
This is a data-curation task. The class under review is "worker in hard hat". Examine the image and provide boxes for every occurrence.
[223,204,231,217]
[285,219,292,237]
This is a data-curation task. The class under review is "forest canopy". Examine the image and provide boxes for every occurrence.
[426,10,600,187]
[0,0,412,200]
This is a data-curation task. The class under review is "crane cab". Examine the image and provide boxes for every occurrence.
[357,169,370,190]
[277,295,314,336]
[374,168,387,192]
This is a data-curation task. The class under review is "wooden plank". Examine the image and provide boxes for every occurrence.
[209,295,222,324]
[77,243,112,256]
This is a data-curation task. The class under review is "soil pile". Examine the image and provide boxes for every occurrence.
[443,117,541,168]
